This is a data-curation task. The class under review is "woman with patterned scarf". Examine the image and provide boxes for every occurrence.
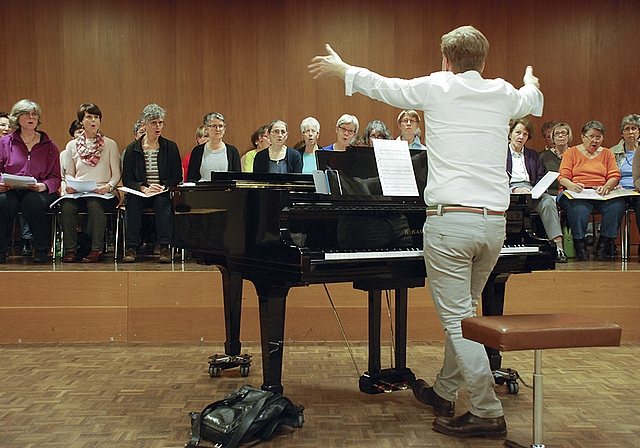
[60,103,121,262]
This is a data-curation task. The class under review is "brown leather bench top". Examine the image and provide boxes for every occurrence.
[462,314,622,352]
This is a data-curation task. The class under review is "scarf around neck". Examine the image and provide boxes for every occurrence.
[76,130,105,167]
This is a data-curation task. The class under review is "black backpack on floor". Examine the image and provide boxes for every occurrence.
[186,385,304,448]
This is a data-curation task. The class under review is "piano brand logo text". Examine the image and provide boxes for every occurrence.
[404,229,423,235]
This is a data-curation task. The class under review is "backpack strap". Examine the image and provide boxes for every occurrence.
[226,393,269,448]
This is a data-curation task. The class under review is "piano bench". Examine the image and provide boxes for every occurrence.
[462,314,621,448]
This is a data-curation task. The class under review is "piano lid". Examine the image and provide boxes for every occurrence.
[316,146,427,203]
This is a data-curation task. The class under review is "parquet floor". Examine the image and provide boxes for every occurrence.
[1,341,638,448]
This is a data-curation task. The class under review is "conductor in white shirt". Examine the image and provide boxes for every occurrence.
[309,25,543,439]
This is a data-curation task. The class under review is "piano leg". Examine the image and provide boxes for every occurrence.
[355,283,416,394]
[254,280,290,395]
[481,272,510,371]
[220,267,243,356]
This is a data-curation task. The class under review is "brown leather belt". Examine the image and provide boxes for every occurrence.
[425,205,505,217]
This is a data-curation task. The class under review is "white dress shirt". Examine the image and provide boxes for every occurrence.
[345,67,543,211]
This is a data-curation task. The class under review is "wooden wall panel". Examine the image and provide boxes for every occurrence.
[2,0,638,160]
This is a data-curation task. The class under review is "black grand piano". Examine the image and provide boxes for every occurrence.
[171,146,554,394]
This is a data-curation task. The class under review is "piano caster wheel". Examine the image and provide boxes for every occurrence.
[209,365,221,378]
[240,365,250,377]
[494,368,520,394]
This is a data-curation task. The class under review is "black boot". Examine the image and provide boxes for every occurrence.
[574,238,588,261]
[594,236,613,261]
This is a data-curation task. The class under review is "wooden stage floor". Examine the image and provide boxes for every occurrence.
[0,340,638,448]
[1,251,639,447]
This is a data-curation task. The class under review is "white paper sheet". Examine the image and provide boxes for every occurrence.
[118,186,166,197]
[530,171,560,199]
[372,140,419,197]
[65,177,98,193]
[1,173,37,188]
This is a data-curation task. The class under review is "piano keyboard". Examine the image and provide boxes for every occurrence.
[324,245,539,261]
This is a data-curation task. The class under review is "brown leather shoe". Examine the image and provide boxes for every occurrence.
[412,379,455,417]
[122,248,137,263]
[82,251,104,263]
[62,251,77,263]
[158,248,172,263]
[433,411,507,439]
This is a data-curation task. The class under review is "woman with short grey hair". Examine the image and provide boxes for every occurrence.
[298,117,321,174]
[121,103,182,263]
[611,114,640,261]
[186,111,241,182]
[323,114,359,151]
[0,99,61,263]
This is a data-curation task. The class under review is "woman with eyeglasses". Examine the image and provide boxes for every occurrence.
[253,120,302,174]
[396,110,426,150]
[323,114,359,151]
[611,114,640,261]
[186,112,240,182]
[557,120,626,261]
[0,99,61,263]
[539,122,572,196]
[361,120,392,146]
[297,117,322,174]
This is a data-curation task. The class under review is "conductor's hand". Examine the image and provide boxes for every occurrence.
[308,44,351,80]
[523,66,540,89]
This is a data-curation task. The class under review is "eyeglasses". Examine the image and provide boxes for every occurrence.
[303,129,318,135]
[400,118,417,124]
[23,112,39,118]
[623,126,639,133]
[338,125,356,136]
[583,134,603,141]
[207,124,226,130]
[554,131,568,137]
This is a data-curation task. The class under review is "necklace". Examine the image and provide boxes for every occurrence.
[23,132,39,146]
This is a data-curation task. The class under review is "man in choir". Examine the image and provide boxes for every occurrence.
[121,104,181,263]
[309,25,543,440]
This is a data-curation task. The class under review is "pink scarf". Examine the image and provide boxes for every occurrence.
[76,130,105,167]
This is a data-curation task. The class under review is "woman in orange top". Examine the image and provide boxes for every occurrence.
[558,120,626,261]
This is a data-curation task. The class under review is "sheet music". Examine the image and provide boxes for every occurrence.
[66,177,98,193]
[118,186,166,197]
[564,187,640,200]
[530,171,559,199]
[372,139,419,197]
[1,173,37,188]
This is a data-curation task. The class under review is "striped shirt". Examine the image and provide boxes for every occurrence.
[144,147,160,184]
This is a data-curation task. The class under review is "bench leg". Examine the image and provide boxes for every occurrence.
[533,349,544,447]
[504,349,546,448]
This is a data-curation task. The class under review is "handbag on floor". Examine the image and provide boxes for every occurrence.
[186,385,304,448]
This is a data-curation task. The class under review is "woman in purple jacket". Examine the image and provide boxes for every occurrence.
[0,99,61,263]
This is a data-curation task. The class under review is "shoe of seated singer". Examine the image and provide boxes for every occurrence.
[556,249,568,263]
[33,250,49,264]
[122,248,137,263]
[158,248,172,263]
[433,411,507,439]
[82,250,104,263]
[412,379,454,417]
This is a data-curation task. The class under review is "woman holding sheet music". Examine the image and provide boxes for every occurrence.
[0,99,61,264]
[60,103,121,263]
[558,120,626,261]
[507,118,566,262]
